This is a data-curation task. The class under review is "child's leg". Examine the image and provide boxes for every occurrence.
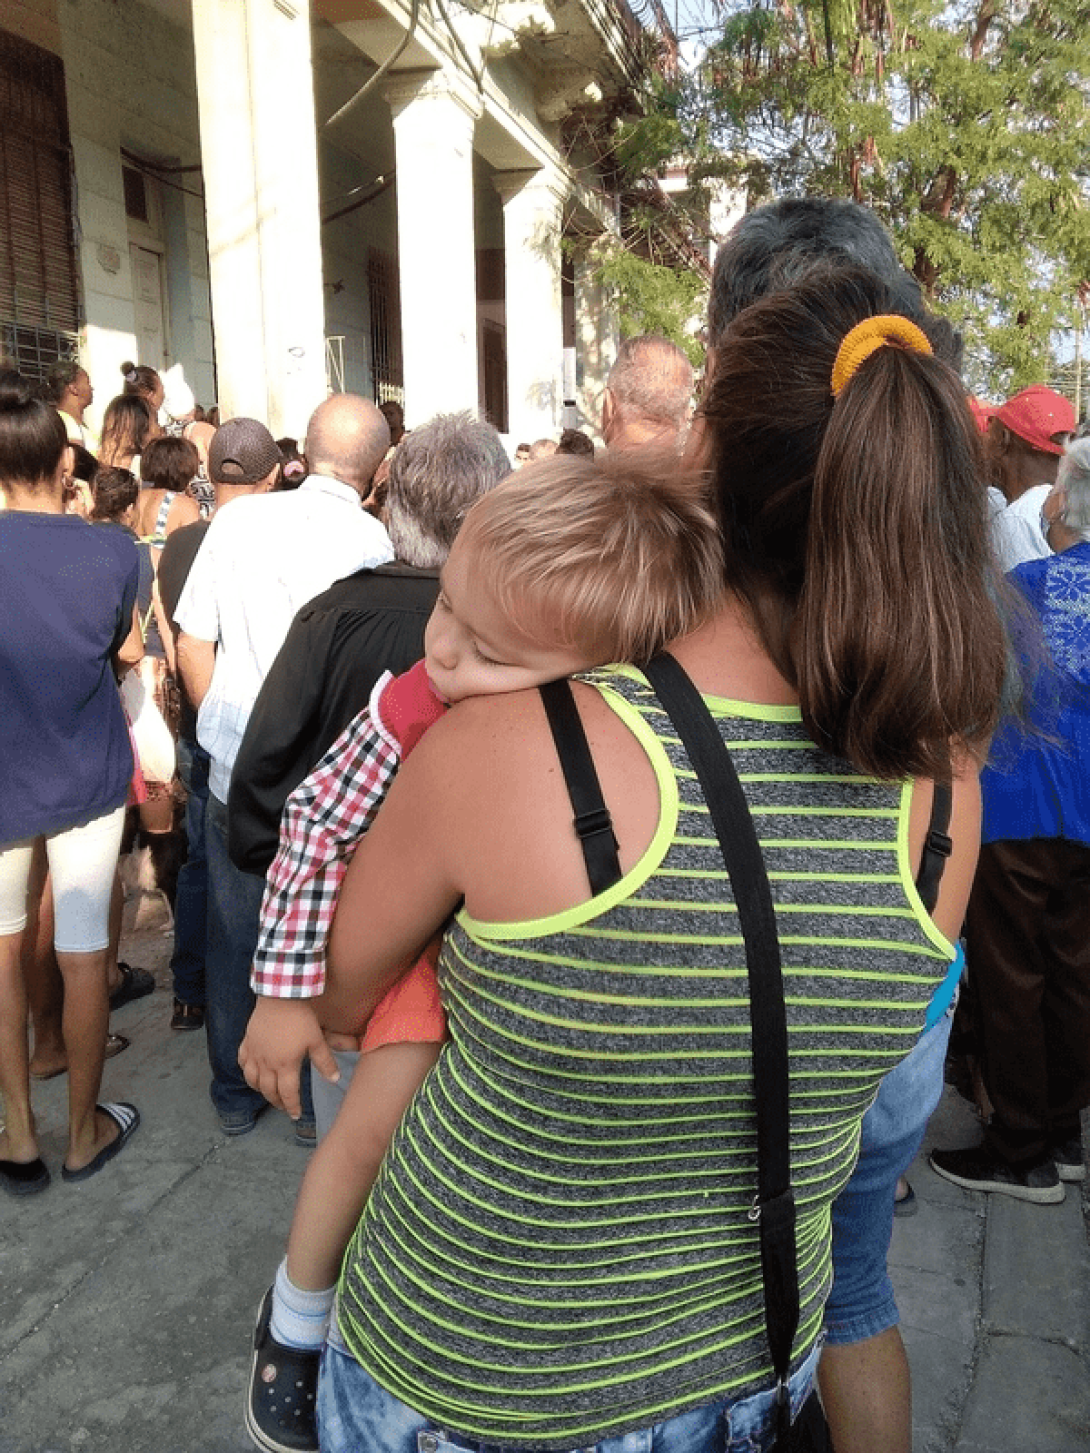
[278,1040,441,1331]
[248,1039,440,1451]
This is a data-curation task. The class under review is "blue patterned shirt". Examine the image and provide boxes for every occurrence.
[982,541,1090,845]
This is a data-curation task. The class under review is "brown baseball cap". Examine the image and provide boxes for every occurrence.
[208,417,281,484]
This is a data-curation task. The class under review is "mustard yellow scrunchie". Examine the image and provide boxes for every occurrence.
[830,315,933,397]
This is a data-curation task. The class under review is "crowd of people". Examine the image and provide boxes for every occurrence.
[1,196,1088,1453]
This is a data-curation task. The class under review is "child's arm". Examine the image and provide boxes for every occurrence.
[251,679,404,1002]
[241,663,448,1116]
[241,687,403,1115]
[285,1040,442,1291]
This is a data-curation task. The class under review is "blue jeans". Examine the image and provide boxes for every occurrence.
[204,792,270,1126]
[317,1339,821,1453]
[205,791,314,1130]
[170,734,209,1008]
[823,1007,954,1345]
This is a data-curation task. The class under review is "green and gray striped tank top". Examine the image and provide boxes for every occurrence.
[337,666,955,1450]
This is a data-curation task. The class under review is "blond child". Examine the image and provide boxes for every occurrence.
[240,451,723,1453]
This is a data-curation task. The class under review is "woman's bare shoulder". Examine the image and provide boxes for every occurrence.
[169,493,200,530]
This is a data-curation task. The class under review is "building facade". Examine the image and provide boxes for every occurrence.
[2,0,674,441]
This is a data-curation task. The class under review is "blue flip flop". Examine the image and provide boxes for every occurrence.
[61,1103,140,1184]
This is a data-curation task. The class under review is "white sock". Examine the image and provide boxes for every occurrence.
[269,1257,335,1351]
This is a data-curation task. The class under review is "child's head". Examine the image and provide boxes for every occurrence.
[423,451,723,705]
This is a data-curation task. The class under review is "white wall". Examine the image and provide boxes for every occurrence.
[59,0,214,428]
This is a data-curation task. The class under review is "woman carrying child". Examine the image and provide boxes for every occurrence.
[241,268,1008,1453]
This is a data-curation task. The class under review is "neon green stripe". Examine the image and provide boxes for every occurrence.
[447,928,754,982]
[606,663,804,721]
[567,927,947,957]
[656,867,902,882]
[625,898,921,919]
[896,778,957,958]
[684,836,899,851]
[678,802,900,818]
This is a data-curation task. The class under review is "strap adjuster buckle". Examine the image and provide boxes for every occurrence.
[573,806,614,843]
[925,828,953,860]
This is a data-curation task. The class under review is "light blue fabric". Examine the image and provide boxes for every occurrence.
[824,1006,954,1346]
[923,944,964,1031]
[317,1339,822,1453]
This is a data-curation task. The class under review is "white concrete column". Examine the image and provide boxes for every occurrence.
[494,169,565,442]
[574,248,617,438]
[385,72,482,424]
[190,0,326,436]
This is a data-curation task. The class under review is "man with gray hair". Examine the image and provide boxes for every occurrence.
[601,335,694,449]
[228,410,510,873]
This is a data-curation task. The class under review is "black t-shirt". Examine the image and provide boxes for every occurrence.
[228,563,439,872]
[158,519,209,740]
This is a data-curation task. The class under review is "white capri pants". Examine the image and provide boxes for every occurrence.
[0,804,126,953]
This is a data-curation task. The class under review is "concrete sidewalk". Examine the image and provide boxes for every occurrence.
[2,919,1088,1453]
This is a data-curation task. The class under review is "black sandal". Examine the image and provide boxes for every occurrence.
[245,1288,320,1453]
[109,962,155,1011]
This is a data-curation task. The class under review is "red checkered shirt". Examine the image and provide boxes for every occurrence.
[251,660,447,997]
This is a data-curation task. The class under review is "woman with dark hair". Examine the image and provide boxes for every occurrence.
[133,434,200,547]
[0,375,142,1194]
[276,436,308,490]
[243,268,1009,1453]
[120,360,164,415]
[90,464,140,526]
[99,393,158,477]
[119,437,197,838]
[44,359,95,447]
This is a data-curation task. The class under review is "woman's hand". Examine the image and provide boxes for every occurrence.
[239,996,342,1120]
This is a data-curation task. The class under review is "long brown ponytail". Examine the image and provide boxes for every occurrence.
[702,265,1008,780]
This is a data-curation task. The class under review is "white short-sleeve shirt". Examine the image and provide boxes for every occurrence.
[989,483,1053,573]
[175,474,393,800]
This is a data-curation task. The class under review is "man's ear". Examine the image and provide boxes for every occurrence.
[600,387,616,440]
[701,345,716,394]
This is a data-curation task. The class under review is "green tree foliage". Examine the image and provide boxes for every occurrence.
[579,237,707,365]
[624,0,1090,395]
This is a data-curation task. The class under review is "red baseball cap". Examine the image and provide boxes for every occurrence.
[967,396,995,435]
[993,385,1076,456]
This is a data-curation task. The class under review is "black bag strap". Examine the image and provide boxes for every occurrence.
[539,679,622,897]
[643,652,798,1439]
[914,781,953,914]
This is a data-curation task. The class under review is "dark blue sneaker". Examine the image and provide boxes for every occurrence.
[218,1103,268,1137]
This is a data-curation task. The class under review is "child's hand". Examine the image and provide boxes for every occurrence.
[238,996,341,1120]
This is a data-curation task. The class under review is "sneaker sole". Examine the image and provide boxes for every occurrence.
[244,1395,306,1453]
[929,1155,1065,1204]
[1056,1162,1086,1183]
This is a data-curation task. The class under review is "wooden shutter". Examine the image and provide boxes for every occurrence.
[0,29,81,364]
